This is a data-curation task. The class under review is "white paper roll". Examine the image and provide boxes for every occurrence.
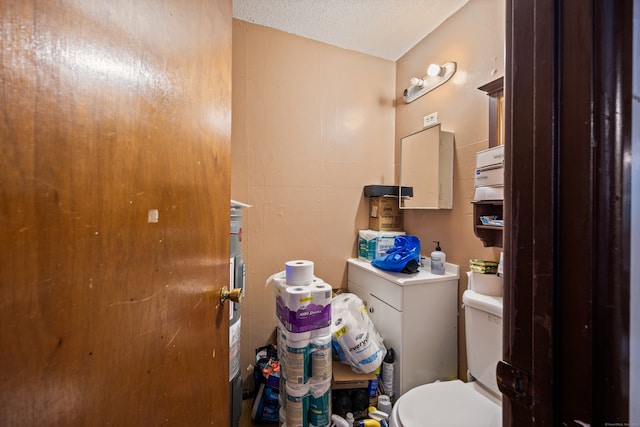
[308,380,331,427]
[280,326,311,385]
[310,282,332,308]
[279,320,312,343]
[310,325,331,338]
[273,273,288,311]
[285,260,314,286]
[286,383,310,427]
[310,334,332,381]
[285,286,313,313]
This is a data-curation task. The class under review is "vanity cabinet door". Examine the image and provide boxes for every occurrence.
[347,281,403,398]
[367,293,403,398]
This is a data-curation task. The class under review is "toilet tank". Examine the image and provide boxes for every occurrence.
[463,289,503,397]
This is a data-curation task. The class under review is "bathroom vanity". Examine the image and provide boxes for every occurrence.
[346,258,459,398]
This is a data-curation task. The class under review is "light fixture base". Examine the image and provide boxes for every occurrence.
[403,62,457,103]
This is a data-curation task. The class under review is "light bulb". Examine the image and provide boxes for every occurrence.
[427,63,444,77]
[410,77,425,87]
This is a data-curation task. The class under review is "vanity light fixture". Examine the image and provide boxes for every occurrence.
[403,61,457,103]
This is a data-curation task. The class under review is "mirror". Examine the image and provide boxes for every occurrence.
[400,124,454,209]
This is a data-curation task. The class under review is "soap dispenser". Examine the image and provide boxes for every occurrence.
[430,241,446,275]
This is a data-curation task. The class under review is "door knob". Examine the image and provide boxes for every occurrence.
[220,286,243,305]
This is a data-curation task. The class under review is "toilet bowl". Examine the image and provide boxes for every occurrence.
[389,289,503,427]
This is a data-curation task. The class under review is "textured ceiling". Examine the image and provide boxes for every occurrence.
[232,0,470,61]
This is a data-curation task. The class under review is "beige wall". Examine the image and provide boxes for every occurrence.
[395,0,505,377]
[232,0,505,388]
[232,20,396,383]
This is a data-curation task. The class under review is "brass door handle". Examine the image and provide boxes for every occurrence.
[220,286,243,305]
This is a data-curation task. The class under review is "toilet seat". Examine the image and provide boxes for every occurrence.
[390,380,501,427]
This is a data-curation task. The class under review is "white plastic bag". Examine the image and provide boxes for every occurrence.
[330,293,386,373]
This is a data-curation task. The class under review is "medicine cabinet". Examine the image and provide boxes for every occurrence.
[400,124,454,209]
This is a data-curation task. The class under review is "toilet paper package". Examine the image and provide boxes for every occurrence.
[330,293,386,374]
[267,260,332,333]
[274,279,332,333]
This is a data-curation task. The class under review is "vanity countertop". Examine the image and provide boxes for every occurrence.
[347,257,459,287]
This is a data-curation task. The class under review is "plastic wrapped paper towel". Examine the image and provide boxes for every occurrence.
[330,293,386,374]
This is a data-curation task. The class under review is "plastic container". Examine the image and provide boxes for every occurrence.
[430,241,446,275]
[377,395,392,415]
[381,348,395,399]
[346,413,355,427]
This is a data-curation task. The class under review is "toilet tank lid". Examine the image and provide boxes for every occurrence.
[463,289,503,317]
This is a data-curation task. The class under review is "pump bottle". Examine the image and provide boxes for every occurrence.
[430,241,446,275]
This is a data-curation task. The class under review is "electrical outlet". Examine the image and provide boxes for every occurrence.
[423,112,438,128]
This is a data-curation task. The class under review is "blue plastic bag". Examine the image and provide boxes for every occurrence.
[371,235,421,273]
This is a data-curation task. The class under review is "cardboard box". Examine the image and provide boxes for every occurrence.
[368,196,403,231]
[332,362,377,390]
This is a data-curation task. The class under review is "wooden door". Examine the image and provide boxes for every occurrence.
[502,0,632,425]
[0,0,232,425]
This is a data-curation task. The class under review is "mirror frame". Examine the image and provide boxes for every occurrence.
[399,124,454,209]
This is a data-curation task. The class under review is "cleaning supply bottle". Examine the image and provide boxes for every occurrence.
[331,414,349,427]
[377,395,392,415]
[346,412,355,427]
[381,348,395,400]
[430,241,446,275]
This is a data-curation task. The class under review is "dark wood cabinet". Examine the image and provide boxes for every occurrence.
[473,77,505,248]
[472,200,503,248]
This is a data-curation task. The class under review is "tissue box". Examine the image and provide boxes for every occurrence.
[476,145,505,170]
[358,230,406,261]
[474,166,504,188]
[369,196,403,231]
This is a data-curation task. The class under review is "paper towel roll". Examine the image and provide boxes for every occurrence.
[285,260,314,286]
[310,325,331,338]
[281,327,311,385]
[308,380,331,427]
[286,383,310,427]
[310,334,332,381]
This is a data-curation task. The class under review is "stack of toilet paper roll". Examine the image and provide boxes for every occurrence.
[267,260,333,427]
[271,260,333,334]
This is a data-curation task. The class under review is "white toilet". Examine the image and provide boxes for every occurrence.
[389,289,503,427]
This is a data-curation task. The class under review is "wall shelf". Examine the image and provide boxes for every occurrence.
[472,200,503,247]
